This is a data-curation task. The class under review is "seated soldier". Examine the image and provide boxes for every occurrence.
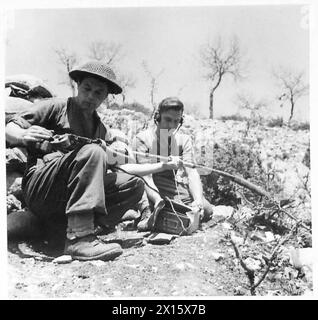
[133,97,214,231]
[5,61,180,261]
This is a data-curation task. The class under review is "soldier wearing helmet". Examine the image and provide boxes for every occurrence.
[5,60,179,261]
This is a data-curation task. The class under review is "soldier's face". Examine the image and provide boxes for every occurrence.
[76,77,109,111]
[158,109,183,131]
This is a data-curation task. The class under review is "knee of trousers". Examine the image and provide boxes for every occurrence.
[76,143,107,163]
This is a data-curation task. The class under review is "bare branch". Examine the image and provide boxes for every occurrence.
[273,67,309,122]
[200,35,247,118]
[54,47,79,96]
[117,73,136,103]
[88,41,124,67]
[142,60,165,113]
[228,234,256,295]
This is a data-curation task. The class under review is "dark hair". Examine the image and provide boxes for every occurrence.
[158,97,184,114]
[154,97,184,125]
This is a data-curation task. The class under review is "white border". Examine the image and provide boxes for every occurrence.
[0,0,317,300]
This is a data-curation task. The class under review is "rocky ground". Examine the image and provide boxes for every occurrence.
[6,110,312,298]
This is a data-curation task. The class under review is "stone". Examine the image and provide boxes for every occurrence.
[175,263,186,271]
[213,205,234,218]
[243,257,262,271]
[221,222,233,230]
[7,177,23,201]
[250,231,266,242]
[52,255,73,264]
[89,260,106,267]
[6,147,27,172]
[264,231,275,242]
[7,194,22,213]
[147,232,178,245]
[231,233,244,245]
[211,251,224,261]
[289,248,313,271]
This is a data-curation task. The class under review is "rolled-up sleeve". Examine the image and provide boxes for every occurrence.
[133,134,155,165]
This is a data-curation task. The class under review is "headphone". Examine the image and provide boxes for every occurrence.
[154,97,184,127]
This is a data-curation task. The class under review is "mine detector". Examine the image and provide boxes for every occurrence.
[35,131,309,234]
[5,76,308,240]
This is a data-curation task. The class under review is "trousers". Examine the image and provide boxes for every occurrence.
[22,144,144,240]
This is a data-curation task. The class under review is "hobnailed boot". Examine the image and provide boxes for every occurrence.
[137,199,165,232]
[64,234,123,261]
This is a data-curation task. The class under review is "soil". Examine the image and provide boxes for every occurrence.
[7,217,249,299]
[6,117,311,299]
[7,214,310,299]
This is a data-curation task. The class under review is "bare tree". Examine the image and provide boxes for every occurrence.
[117,74,136,104]
[237,93,267,122]
[88,41,124,67]
[55,48,78,96]
[142,60,164,116]
[88,41,135,104]
[200,35,246,119]
[236,93,268,136]
[273,67,309,123]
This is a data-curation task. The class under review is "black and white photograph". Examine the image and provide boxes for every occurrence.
[1,0,316,300]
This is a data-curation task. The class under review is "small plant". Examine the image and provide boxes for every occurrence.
[290,121,310,131]
[108,102,152,116]
[302,146,310,168]
[218,114,248,122]
[200,139,284,207]
[266,117,284,128]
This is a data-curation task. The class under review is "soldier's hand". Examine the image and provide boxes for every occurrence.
[22,125,53,146]
[162,156,183,171]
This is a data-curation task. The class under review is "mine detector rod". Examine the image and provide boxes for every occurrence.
[131,150,272,198]
[49,133,271,198]
[128,150,310,232]
[48,134,310,231]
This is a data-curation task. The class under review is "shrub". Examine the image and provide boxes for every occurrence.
[199,139,283,207]
[109,102,152,116]
[290,122,310,131]
[218,114,248,122]
[266,117,284,128]
[303,146,310,168]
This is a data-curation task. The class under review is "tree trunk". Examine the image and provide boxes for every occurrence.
[209,91,214,119]
[289,96,295,123]
[209,74,222,120]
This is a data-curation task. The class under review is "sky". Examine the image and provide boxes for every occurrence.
[3,4,310,121]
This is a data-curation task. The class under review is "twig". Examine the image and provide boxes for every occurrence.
[228,234,256,295]
[251,229,294,292]
[228,224,297,295]
[277,206,310,232]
